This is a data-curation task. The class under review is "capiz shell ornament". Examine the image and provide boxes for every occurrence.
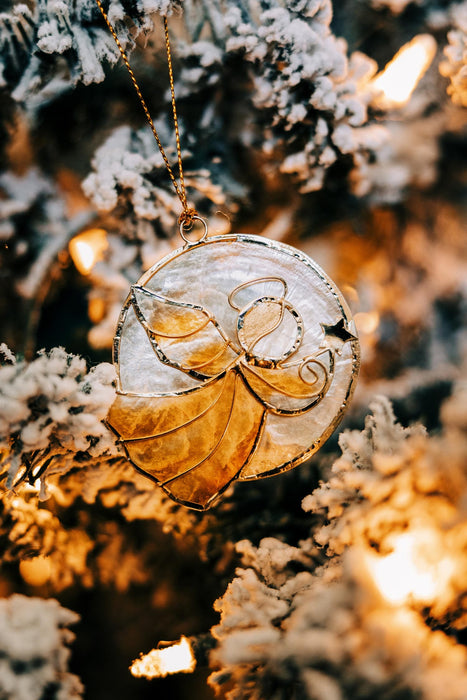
[108,225,360,510]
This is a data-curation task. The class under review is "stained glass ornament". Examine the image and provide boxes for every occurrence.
[108,225,360,510]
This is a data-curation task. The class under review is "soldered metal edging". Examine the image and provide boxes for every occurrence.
[109,231,360,510]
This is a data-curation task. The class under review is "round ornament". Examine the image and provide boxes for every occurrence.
[108,231,360,510]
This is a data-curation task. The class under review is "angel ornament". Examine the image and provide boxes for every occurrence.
[109,228,360,510]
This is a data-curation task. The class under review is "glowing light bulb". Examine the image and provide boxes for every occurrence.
[23,478,41,493]
[365,529,456,605]
[69,228,108,275]
[130,636,196,679]
[371,34,437,109]
[19,556,52,587]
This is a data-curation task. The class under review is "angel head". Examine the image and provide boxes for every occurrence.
[227,277,304,367]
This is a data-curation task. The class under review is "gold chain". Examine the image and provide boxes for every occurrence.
[94,0,197,229]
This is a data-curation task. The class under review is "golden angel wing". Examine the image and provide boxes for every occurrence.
[131,285,239,379]
[108,372,265,510]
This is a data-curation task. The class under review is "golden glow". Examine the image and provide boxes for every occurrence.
[88,297,106,323]
[130,636,196,679]
[365,529,455,605]
[354,310,380,335]
[342,284,359,306]
[69,228,108,275]
[23,478,41,493]
[371,34,437,109]
[19,556,52,587]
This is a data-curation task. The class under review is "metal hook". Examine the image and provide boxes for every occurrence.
[180,216,209,245]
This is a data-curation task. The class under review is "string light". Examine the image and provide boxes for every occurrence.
[364,529,456,605]
[19,556,52,587]
[69,228,108,275]
[130,636,196,679]
[371,34,437,109]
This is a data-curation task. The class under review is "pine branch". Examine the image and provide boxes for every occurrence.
[209,394,467,700]
[0,347,117,491]
[0,595,82,700]
[440,1,467,107]
[0,0,182,108]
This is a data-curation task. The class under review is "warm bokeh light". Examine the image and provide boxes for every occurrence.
[22,478,41,493]
[130,636,196,679]
[354,310,380,335]
[88,297,106,324]
[371,34,437,109]
[69,228,108,275]
[365,529,456,605]
[19,556,52,587]
[342,284,359,306]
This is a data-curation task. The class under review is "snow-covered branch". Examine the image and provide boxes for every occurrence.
[0,595,82,700]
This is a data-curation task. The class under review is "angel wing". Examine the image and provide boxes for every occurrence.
[131,285,239,380]
[108,372,265,510]
[239,350,334,414]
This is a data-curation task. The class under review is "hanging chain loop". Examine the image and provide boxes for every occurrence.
[94,0,198,231]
